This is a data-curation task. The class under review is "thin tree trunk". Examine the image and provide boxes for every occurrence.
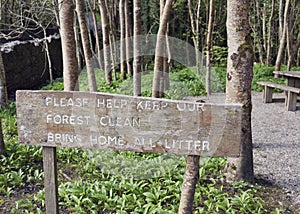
[262,2,267,53]
[275,0,289,72]
[206,0,214,95]
[125,0,133,76]
[74,17,83,73]
[225,0,254,182]
[99,0,112,84]
[164,23,171,91]
[286,19,292,71]
[76,0,97,92]
[254,0,264,64]
[119,0,127,79]
[279,0,284,40]
[133,0,142,96]
[292,32,300,67]
[266,0,274,65]
[287,2,298,70]
[0,51,7,155]
[107,1,118,80]
[152,0,174,98]
[178,156,200,214]
[0,120,5,155]
[0,51,8,106]
[188,0,202,75]
[59,0,79,91]
[87,0,103,70]
[42,28,53,84]
[109,34,117,81]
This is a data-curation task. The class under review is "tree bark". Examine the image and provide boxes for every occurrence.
[0,51,7,155]
[119,0,127,79]
[266,0,274,65]
[178,156,200,213]
[206,0,214,95]
[59,0,79,91]
[107,1,118,81]
[133,0,142,96]
[125,0,133,76]
[286,2,299,70]
[225,0,254,181]
[275,0,289,71]
[152,0,174,98]
[278,0,284,40]
[188,0,202,74]
[87,0,103,70]
[75,0,97,92]
[0,120,5,156]
[99,0,112,84]
[0,51,7,106]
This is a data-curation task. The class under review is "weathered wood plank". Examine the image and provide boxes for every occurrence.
[16,90,243,157]
[257,81,300,93]
[273,71,300,79]
[43,147,58,214]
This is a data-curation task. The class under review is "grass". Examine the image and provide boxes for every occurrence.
[0,65,298,213]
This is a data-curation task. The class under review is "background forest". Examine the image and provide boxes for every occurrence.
[1,0,300,81]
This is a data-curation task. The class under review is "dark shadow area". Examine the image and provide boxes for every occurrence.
[0,29,63,100]
[272,97,285,103]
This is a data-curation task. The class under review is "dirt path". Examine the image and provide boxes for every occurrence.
[187,92,300,208]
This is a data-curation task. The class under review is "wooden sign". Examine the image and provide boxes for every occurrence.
[16,90,243,157]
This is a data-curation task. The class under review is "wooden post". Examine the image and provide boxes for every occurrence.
[286,91,297,111]
[263,86,273,103]
[43,147,59,214]
[178,155,200,214]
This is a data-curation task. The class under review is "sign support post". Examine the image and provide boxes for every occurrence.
[43,147,59,214]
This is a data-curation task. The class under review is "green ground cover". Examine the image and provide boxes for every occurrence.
[0,64,298,213]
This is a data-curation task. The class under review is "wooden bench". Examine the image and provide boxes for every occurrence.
[257,81,300,111]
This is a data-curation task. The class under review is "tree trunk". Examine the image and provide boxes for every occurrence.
[275,0,289,72]
[178,156,200,214]
[206,0,214,95]
[188,0,202,74]
[286,2,298,70]
[59,0,79,91]
[0,51,8,106]
[125,0,133,76]
[75,0,97,92]
[152,0,174,98]
[262,3,267,53]
[0,120,5,156]
[119,0,127,79]
[225,0,254,182]
[133,0,142,96]
[254,0,264,64]
[87,0,103,70]
[278,0,284,40]
[292,32,300,68]
[74,17,83,72]
[0,51,7,155]
[266,0,274,65]
[107,1,118,81]
[99,0,112,84]
[164,23,171,91]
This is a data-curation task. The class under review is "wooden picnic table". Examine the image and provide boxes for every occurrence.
[273,71,300,88]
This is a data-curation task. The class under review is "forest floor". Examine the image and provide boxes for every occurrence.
[0,91,299,213]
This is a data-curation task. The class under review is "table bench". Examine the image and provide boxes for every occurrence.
[257,81,300,111]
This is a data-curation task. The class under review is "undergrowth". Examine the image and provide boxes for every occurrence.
[0,65,294,213]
